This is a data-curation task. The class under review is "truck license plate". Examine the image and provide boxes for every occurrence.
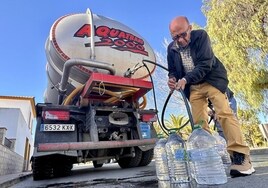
[40,124,75,131]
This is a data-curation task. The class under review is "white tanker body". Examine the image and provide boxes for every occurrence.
[32,9,158,180]
[45,9,156,104]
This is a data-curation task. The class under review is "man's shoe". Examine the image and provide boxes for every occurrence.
[230,152,255,178]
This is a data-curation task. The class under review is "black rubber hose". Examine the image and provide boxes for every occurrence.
[160,91,173,131]
[142,62,168,136]
[161,90,191,131]
[142,59,194,131]
[178,88,194,130]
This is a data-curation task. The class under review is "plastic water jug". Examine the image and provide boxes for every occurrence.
[187,125,227,185]
[213,132,231,168]
[165,130,192,187]
[154,134,170,188]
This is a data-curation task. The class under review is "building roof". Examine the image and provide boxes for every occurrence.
[0,96,36,117]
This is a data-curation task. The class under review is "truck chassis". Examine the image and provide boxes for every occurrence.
[32,72,157,180]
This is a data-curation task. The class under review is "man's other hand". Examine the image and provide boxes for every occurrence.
[168,77,177,91]
[176,78,187,90]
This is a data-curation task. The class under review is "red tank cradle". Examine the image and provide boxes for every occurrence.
[81,72,153,102]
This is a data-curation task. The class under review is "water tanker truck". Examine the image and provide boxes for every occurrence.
[32,9,158,180]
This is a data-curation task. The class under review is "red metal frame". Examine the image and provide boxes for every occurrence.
[38,139,157,152]
[81,73,153,101]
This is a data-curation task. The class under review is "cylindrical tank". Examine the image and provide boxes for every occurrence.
[44,9,156,104]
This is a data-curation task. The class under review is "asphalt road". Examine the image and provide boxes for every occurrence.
[10,149,268,188]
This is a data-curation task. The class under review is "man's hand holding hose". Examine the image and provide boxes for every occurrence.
[168,77,187,92]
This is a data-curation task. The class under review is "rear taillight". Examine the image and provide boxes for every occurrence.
[141,113,157,122]
[42,110,70,121]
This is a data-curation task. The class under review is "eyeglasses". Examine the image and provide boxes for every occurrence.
[171,27,190,40]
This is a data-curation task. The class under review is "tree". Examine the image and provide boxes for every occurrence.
[153,122,168,138]
[237,108,266,147]
[202,0,268,112]
[165,114,192,140]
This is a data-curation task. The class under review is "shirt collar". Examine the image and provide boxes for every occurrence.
[172,39,191,52]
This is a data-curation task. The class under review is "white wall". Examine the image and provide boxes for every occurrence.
[259,124,268,141]
[0,108,34,157]
[0,108,19,138]
[16,110,33,156]
[0,97,35,173]
[0,98,35,158]
[0,99,34,131]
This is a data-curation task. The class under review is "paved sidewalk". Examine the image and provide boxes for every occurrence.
[0,171,32,188]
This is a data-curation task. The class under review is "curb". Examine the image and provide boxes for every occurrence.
[250,147,268,155]
[0,172,32,188]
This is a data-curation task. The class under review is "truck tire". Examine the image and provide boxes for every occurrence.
[53,157,73,177]
[32,157,53,180]
[118,147,142,168]
[93,161,103,168]
[139,149,154,166]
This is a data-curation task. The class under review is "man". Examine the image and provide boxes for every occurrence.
[167,16,255,177]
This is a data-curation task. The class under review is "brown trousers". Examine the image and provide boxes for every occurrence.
[189,82,250,156]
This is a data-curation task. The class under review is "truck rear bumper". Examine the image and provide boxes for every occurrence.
[37,139,157,152]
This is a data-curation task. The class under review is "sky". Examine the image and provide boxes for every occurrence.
[0,0,206,104]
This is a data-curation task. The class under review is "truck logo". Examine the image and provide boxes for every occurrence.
[74,24,148,56]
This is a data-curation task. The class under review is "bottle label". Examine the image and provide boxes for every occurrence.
[175,149,186,161]
[188,148,218,161]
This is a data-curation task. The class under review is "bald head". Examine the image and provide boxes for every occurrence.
[169,16,190,34]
